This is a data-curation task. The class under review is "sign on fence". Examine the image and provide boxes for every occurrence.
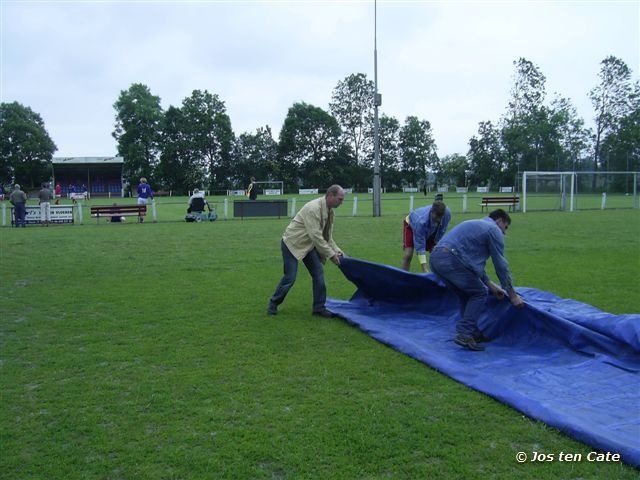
[368,188,374,193]
[264,189,282,195]
[477,186,489,193]
[500,186,514,193]
[437,186,449,193]
[227,189,246,196]
[403,187,418,193]
[344,188,353,194]
[456,187,468,193]
[299,188,318,194]
[12,205,75,225]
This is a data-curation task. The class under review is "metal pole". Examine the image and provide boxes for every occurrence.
[372,0,382,217]
[570,172,575,212]
[522,172,527,213]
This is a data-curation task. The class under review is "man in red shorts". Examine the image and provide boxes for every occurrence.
[402,199,451,272]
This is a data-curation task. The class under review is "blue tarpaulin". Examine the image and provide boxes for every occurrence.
[326,257,640,467]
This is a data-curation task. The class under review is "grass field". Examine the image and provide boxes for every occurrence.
[1,204,639,479]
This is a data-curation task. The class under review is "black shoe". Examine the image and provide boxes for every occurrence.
[267,303,277,315]
[313,309,335,318]
[473,332,492,343]
[454,334,485,351]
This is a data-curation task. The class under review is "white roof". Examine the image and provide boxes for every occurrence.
[52,156,123,165]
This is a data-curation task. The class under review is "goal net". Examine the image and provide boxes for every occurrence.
[521,171,639,212]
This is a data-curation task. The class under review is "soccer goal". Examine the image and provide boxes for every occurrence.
[522,171,639,212]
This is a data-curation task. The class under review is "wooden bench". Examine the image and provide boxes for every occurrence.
[91,204,147,223]
[479,196,520,212]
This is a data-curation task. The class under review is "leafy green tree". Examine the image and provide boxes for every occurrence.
[501,58,567,185]
[549,95,592,171]
[507,107,564,172]
[156,106,206,193]
[438,154,469,188]
[501,58,547,176]
[329,73,375,167]
[277,102,341,189]
[399,116,437,188]
[600,87,639,191]
[328,143,358,189]
[378,114,402,190]
[112,83,163,189]
[0,101,56,188]
[589,56,637,174]
[180,90,235,191]
[507,57,546,119]
[232,126,278,188]
[468,121,504,188]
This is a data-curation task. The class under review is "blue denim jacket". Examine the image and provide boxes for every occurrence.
[408,205,452,255]
[437,216,513,290]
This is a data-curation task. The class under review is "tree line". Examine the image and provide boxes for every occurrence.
[1,55,637,193]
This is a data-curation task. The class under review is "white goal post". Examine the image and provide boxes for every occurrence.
[522,171,639,212]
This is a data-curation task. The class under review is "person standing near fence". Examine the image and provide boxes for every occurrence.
[38,183,53,227]
[136,177,153,223]
[246,177,258,200]
[54,182,61,204]
[401,200,451,272]
[267,185,345,318]
[9,184,27,227]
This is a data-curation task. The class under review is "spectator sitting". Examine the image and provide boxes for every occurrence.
[109,203,125,223]
[187,188,208,213]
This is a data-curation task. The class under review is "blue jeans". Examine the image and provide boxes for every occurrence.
[270,240,326,313]
[430,248,487,336]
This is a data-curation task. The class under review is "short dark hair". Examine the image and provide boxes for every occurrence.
[431,201,446,217]
[489,208,511,224]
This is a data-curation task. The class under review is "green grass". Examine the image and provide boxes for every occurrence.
[1,208,639,479]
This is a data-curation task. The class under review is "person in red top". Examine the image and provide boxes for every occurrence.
[54,183,61,205]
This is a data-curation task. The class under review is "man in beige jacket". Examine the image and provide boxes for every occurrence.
[268,185,345,317]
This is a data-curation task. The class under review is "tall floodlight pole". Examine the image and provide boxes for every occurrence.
[372,0,382,217]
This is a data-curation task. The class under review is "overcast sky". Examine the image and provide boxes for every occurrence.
[1,0,638,158]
